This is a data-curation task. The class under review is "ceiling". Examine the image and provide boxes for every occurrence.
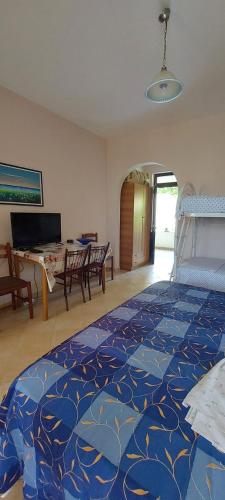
[0,0,224,137]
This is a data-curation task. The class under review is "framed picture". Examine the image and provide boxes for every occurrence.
[0,162,43,206]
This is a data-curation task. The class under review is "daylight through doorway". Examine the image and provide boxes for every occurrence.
[150,172,178,264]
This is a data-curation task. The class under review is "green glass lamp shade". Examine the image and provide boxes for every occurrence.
[145,67,183,103]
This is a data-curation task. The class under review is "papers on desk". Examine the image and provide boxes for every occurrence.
[183,358,225,453]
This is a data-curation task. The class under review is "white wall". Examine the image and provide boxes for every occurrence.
[1,83,225,281]
[155,191,177,249]
[155,231,175,250]
[0,86,107,302]
[107,112,225,267]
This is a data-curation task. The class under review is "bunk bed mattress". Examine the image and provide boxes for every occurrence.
[1,281,225,499]
[176,257,225,292]
[180,196,225,214]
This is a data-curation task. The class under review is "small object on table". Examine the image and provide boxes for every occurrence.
[77,238,92,245]
[30,248,43,254]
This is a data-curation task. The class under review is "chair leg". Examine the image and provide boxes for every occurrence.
[111,255,114,280]
[69,275,73,293]
[27,283,34,319]
[80,279,86,303]
[102,265,106,294]
[87,271,91,300]
[11,292,16,310]
[64,282,69,311]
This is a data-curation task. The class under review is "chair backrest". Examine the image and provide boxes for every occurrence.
[0,243,13,276]
[88,242,110,266]
[64,247,89,273]
[82,232,98,242]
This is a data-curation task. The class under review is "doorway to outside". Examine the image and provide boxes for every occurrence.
[150,172,178,268]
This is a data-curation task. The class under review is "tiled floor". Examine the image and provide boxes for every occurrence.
[0,249,173,499]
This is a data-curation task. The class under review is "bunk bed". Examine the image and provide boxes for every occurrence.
[172,184,225,292]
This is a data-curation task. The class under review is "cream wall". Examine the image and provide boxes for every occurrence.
[0,86,107,300]
[107,112,225,267]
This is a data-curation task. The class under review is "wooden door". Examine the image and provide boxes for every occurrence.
[120,183,134,270]
[133,184,151,266]
[133,184,143,265]
[141,185,147,262]
[120,182,152,270]
[144,185,152,263]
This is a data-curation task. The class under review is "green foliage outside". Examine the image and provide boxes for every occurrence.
[157,186,178,196]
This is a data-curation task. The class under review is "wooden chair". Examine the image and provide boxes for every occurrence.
[0,243,33,319]
[55,247,89,311]
[82,232,98,242]
[106,254,114,281]
[86,243,110,300]
[82,232,114,280]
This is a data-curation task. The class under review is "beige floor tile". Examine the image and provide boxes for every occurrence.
[2,481,23,500]
[0,381,10,401]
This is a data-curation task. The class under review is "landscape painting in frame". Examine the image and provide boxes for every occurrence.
[0,163,43,206]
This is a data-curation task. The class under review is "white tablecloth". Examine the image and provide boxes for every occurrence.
[13,242,110,292]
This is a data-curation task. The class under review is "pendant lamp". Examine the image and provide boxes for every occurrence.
[145,8,183,103]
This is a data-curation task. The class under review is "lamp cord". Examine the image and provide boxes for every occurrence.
[162,20,168,69]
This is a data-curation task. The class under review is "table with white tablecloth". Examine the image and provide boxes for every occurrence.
[13,242,110,320]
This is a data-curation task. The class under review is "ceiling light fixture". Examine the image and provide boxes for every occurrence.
[145,7,183,103]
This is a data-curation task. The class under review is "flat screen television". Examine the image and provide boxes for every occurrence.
[11,212,61,249]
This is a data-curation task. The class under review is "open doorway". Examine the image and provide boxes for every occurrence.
[150,172,178,265]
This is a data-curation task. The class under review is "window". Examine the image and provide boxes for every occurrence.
[154,172,177,187]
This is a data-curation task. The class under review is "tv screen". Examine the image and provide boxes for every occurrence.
[11,212,61,248]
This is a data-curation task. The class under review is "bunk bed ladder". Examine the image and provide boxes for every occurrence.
[171,216,191,279]
[171,183,196,281]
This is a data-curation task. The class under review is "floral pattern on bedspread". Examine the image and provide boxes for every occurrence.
[1,281,225,499]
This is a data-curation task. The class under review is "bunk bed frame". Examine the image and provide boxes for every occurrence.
[172,184,225,292]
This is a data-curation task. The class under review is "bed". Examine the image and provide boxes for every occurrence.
[180,195,225,215]
[172,185,225,291]
[176,257,225,292]
[1,280,225,499]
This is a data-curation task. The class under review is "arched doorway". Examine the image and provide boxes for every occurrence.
[119,167,178,278]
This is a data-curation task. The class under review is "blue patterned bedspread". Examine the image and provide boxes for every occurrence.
[1,281,225,499]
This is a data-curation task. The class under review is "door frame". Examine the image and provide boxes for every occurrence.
[150,172,178,264]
